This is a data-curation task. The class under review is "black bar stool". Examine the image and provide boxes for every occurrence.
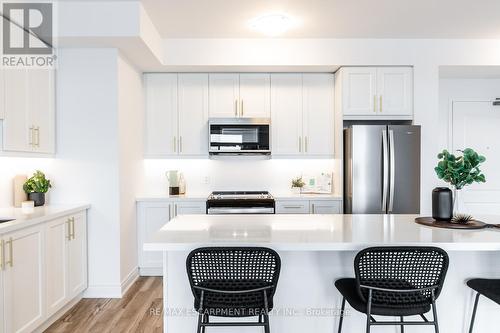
[335,246,449,333]
[186,247,281,333]
[467,278,500,333]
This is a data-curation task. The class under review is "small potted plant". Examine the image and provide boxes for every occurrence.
[291,176,305,194]
[434,148,486,222]
[23,170,52,207]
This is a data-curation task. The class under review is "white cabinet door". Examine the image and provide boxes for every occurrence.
[173,201,206,217]
[3,226,44,333]
[0,70,5,120]
[303,74,334,156]
[138,202,172,275]
[67,212,87,298]
[271,74,303,155]
[45,217,69,317]
[144,74,178,156]
[275,200,310,214]
[28,69,55,154]
[239,74,271,118]
[209,74,239,118]
[377,67,413,117]
[178,74,209,156]
[341,67,377,116]
[3,69,31,152]
[310,200,342,214]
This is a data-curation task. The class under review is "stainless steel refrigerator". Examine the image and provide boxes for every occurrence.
[344,125,421,214]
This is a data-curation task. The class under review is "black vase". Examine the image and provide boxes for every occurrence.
[432,187,452,221]
[28,192,45,207]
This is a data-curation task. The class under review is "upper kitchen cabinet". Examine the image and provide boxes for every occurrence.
[339,67,413,120]
[209,73,270,118]
[2,69,55,154]
[144,73,208,157]
[271,73,334,157]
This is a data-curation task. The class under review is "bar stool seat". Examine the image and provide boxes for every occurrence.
[467,279,500,304]
[335,278,431,316]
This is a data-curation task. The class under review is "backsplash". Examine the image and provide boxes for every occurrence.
[142,158,338,197]
[0,157,56,207]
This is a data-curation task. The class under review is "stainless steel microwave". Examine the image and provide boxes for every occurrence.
[208,118,271,157]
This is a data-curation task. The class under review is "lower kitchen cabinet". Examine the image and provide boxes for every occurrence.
[137,199,206,276]
[276,200,310,214]
[310,200,342,214]
[0,209,87,333]
[276,199,342,214]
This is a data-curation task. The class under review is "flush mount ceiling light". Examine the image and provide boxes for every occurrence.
[249,13,294,37]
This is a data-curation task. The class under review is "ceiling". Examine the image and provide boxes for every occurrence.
[141,0,500,39]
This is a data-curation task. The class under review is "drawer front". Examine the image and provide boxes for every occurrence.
[310,200,342,214]
[276,200,310,214]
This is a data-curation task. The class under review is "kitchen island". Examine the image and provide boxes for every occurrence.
[144,214,500,333]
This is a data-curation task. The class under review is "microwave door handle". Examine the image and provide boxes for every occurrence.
[382,129,389,212]
[388,129,396,212]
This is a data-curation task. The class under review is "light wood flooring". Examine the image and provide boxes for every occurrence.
[45,277,163,333]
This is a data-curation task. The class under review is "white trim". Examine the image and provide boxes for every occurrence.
[121,267,140,295]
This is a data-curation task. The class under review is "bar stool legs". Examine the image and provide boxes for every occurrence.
[338,297,346,333]
[469,293,480,333]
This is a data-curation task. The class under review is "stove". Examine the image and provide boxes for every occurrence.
[206,191,275,214]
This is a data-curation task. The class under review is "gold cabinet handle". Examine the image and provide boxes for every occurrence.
[380,95,383,113]
[66,218,72,240]
[5,237,13,268]
[173,136,177,153]
[240,99,244,117]
[374,95,377,113]
[299,136,302,153]
[0,239,4,270]
[234,99,238,116]
[179,136,182,153]
[71,217,75,240]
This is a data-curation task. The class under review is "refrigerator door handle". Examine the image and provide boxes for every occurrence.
[382,129,389,212]
[388,129,396,212]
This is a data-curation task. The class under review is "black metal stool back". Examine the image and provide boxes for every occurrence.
[187,247,281,333]
[355,246,449,310]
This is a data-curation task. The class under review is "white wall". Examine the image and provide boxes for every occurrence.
[117,54,144,288]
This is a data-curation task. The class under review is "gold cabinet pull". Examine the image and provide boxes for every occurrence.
[380,95,383,113]
[240,99,244,116]
[234,99,238,116]
[0,239,4,270]
[299,136,302,153]
[373,95,377,113]
[71,217,75,240]
[5,237,13,268]
[67,218,72,240]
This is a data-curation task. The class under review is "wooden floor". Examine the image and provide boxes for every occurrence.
[45,277,163,333]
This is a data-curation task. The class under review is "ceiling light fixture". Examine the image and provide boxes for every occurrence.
[249,13,294,37]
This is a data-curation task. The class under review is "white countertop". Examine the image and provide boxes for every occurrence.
[0,204,90,234]
[144,214,500,251]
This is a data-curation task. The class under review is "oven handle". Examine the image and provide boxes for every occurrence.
[207,207,275,214]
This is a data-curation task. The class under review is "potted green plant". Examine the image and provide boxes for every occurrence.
[291,176,305,194]
[23,170,52,207]
[434,148,486,220]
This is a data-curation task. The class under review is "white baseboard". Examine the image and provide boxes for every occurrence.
[83,267,139,298]
[139,267,162,276]
[34,292,83,333]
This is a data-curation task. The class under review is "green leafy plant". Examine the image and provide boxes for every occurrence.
[291,176,305,188]
[434,148,486,190]
[23,170,52,194]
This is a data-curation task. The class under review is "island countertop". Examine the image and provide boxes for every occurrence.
[144,214,500,252]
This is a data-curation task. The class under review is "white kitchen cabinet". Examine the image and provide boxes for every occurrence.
[209,74,240,117]
[178,74,209,156]
[271,74,303,155]
[271,73,334,157]
[2,225,45,333]
[137,200,206,275]
[239,74,270,118]
[310,200,342,214]
[340,67,413,119]
[2,69,55,154]
[276,200,310,214]
[209,73,270,118]
[144,74,178,156]
[67,212,87,298]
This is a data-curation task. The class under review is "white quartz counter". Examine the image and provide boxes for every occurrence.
[0,204,90,234]
[144,214,500,252]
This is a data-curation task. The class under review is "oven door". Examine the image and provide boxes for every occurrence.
[206,198,275,214]
[209,118,270,155]
[207,207,275,214]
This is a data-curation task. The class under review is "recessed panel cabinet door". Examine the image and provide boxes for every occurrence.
[239,74,271,118]
[145,74,178,156]
[28,69,55,154]
[303,74,334,156]
[178,74,209,156]
[377,67,413,116]
[173,201,206,216]
[68,212,87,298]
[342,67,377,116]
[45,217,69,317]
[3,226,44,333]
[271,74,303,155]
[209,74,239,118]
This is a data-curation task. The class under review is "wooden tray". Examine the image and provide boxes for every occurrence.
[415,217,500,230]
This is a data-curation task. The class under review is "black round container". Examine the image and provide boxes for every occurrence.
[432,187,453,221]
[28,192,45,207]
